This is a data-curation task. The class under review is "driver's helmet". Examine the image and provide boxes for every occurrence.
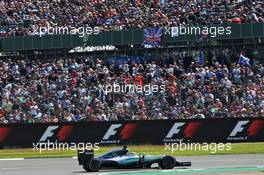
[123,146,128,150]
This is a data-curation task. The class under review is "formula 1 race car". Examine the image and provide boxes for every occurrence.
[77,146,191,172]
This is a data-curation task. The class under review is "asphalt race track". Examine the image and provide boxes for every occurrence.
[0,154,263,175]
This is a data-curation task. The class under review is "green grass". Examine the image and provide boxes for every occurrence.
[0,142,264,159]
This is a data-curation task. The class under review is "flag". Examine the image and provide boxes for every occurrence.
[199,48,203,65]
[238,54,251,67]
[144,28,163,46]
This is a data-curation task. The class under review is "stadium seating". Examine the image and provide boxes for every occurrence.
[0,0,263,36]
[0,49,263,123]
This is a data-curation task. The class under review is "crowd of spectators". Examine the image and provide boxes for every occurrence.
[0,49,263,123]
[0,0,264,36]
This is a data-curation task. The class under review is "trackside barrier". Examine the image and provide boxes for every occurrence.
[0,117,264,148]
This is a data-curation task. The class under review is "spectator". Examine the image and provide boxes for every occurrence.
[0,0,264,37]
[0,48,263,123]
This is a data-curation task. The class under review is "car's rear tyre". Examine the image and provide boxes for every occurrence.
[83,158,101,172]
[158,156,176,169]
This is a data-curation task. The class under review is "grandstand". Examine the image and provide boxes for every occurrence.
[0,0,264,36]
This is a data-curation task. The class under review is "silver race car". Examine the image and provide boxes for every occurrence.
[77,146,191,172]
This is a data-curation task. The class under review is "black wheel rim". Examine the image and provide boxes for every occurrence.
[163,157,175,169]
[89,159,100,171]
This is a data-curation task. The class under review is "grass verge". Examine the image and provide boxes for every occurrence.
[0,142,263,159]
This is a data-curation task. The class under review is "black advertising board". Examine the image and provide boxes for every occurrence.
[0,118,264,148]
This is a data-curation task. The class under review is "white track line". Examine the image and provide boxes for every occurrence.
[256,166,264,168]
[0,158,24,161]
[1,168,20,170]
[0,157,78,160]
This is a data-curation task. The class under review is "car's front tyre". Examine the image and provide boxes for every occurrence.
[158,156,176,169]
[83,158,101,172]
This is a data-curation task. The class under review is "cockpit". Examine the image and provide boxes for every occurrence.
[97,146,129,159]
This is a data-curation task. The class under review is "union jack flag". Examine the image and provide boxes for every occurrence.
[144,28,163,46]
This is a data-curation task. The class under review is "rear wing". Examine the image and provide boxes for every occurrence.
[77,149,94,165]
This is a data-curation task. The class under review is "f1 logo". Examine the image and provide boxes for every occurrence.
[229,121,249,137]
[165,122,185,139]
[39,126,59,142]
[102,124,122,140]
